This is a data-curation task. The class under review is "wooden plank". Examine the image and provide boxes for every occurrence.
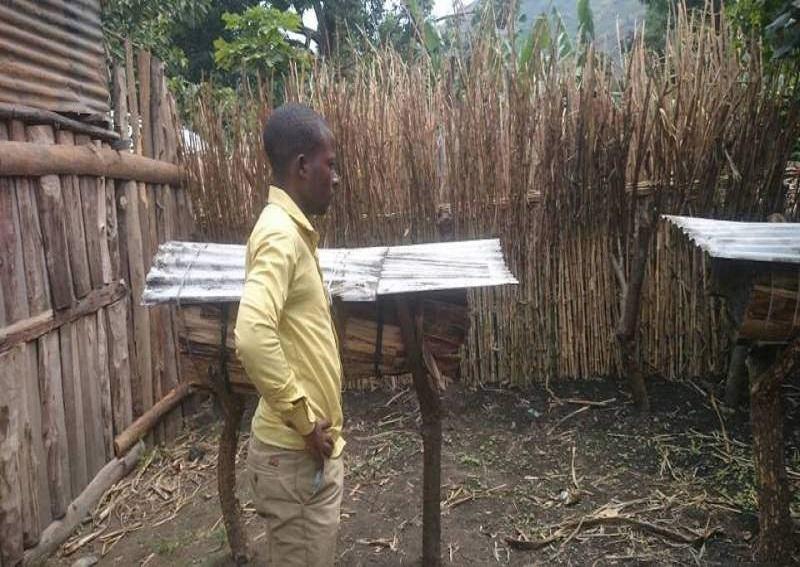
[107,299,133,436]
[76,314,105,478]
[157,187,182,439]
[54,130,92,298]
[150,58,167,162]
[96,309,114,461]
[124,40,140,154]
[138,50,153,158]
[37,330,70,519]
[120,181,152,417]
[27,125,74,310]
[22,342,51,536]
[0,282,128,354]
[59,321,88,498]
[4,342,41,548]
[112,62,129,139]
[0,177,29,324]
[104,150,121,281]
[143,184,164,442]
[10,121,50,316]
[94,144,113,285]
[0,122,6,328]
[0,346,23,566]
[75,134,104,289]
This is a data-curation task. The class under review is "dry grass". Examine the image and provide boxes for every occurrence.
[184,6,800,387]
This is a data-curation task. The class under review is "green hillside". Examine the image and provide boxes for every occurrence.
[519,0,646,48]
[461,0,647,51]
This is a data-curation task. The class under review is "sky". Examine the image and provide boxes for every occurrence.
[304,1,459,27]
[302,1,460,32]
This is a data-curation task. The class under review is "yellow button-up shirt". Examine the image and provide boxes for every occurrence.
[234,186,344,457]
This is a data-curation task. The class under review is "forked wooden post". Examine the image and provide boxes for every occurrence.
[210,305,249,565]
[395,296,443,567]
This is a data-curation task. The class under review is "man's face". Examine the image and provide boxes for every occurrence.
[301,131,339,216]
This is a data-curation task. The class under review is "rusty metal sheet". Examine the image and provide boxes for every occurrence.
[142,239,518,306]
[0,0,109,115]
[664,215,800,264]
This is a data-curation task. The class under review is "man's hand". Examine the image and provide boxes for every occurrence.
[303,419,333,463]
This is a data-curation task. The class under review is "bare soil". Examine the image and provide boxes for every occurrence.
[45,377,800,566]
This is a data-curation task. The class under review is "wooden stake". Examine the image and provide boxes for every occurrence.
[26,125,74,310]
[58,322,88,497]
[119,180,152,418]
[107,299,134,436]
[395,296,442,567]
[37,331,70,519]
[209,305,249,564]
[54,130,92,299]
[0,346,23,566]
[138,50,153,159]
[749,339,799,564]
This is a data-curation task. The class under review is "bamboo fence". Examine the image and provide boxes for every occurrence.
[0,45,192,564]
[184,8,800,387]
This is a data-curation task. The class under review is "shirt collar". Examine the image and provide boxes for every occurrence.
[268,185,317,238]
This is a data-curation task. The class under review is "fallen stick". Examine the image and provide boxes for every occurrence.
[505,515,722,551]
[547,405,590,434]
[561,397,616,407]
[22,441,145,566]
[113,383,191,456]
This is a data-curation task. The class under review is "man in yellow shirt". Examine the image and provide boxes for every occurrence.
[235,103,343,567]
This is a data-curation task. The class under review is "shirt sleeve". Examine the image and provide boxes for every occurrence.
[234,226,316,435]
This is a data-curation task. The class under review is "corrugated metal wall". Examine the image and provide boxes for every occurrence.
[0,0,109,116]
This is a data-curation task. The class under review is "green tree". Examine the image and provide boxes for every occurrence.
[640,0,706,50]
[213,5,310,74]
[170,0,263,84]
[271,0,385,56]
[766,0,800,59]
[577,0,595,44]
[102,0,213,73]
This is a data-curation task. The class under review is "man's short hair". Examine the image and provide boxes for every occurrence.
[262,103,329,178]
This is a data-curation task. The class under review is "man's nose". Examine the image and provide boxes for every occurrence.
[332,172,340,186]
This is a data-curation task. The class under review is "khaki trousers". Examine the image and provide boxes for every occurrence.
[247,436,344,567]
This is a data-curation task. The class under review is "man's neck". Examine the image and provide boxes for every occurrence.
[273,181,308,215]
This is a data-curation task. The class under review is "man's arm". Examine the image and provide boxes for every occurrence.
[234,227,317,435]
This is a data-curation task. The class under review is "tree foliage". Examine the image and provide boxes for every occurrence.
[765,0,800,59]
[213,6,309,74]
[102,0,213,72]
[577,0,596,44]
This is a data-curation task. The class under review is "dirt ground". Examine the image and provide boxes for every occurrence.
[45,377,800,566]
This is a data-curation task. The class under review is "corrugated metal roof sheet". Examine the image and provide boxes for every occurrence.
[664,215,800,264]
[142,239,518,306]
[0,0,109,116]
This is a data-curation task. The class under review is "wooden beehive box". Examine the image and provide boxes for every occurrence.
[143,239,516,391]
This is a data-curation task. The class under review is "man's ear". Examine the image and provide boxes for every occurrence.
[296,153,308,179]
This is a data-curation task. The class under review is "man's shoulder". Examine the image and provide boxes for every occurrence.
[251,204,299,240]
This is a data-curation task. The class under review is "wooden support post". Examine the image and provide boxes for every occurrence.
[395,296,442,567]
[210,305,249,564]
[614,206,655,413]
[748,338,799,564]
